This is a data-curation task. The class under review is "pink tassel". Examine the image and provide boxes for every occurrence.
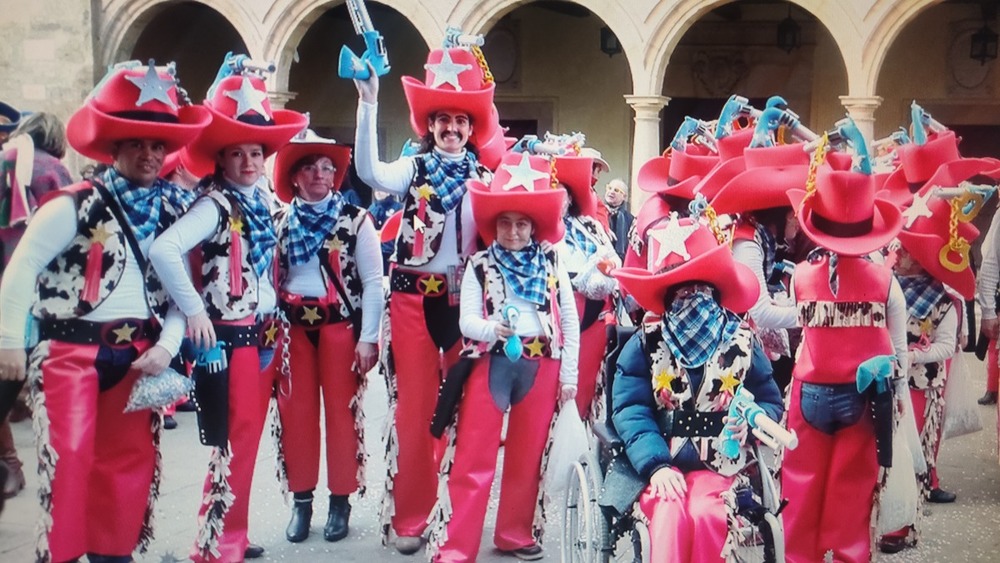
[229,220,244,297]
[81,241,104,303]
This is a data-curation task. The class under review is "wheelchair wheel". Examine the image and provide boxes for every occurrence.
[611,518,650,563]
[561,457,606,563]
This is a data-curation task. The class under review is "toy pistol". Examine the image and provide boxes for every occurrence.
[444,25,484,48]
[338,0,390,80]
[719,385,798,459]
[501,305,522,362]
[207,52,275,98]
[910,101,947,146]
[671,116,718,153]
[512,135,565,156]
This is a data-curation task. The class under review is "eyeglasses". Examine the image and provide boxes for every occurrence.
[299,164,336,175]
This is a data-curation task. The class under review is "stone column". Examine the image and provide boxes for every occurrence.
[838,95,883,144]
[268,90,298,110]
[625,94,670,213]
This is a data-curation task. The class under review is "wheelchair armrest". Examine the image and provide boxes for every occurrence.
[593,421,624,451]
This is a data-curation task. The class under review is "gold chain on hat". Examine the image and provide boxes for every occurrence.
[801,133,830,207]
[549,157,559,190]
[471,45,494,85]
[940,196,971,272]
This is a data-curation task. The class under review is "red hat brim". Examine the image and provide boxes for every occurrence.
[66,103,211,164]
[637,155,702,198]
[402,77,498,147]
[184,105,308,177]
[693,157,746,201]
[612,244,760,315]
[273,142,352,203]
[380,210,402,243]
[556,156,598,218]
[469,179,566,245]
[897,229,977,299]
[883,157,1000,208]
[710,164,808,215]
[788,189,904,256]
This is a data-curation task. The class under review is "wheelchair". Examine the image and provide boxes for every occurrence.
[561,325,786,563]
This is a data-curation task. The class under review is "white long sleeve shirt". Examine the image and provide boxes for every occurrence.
[459,258,581,386]
[909,305,958,366]
[149,184,277,317]
[977,207,1000,320]
[732,239,799,330]
[0,194,184,355]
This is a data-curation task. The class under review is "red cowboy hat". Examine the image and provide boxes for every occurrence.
[612,217,759,315]
[66,62,211,164]
[896,193,979,299]
[402,48,499,147]
[469,151,566,245]
[477,126,514,171]
[716,128,754,162]
[710,143,809,215]
[637,150,718,198]
[882,131,1000,208]
[788,168,904,256]
[380,210,402,243]
[183,74,308,177]
[273,129,352,204]
[555,154,598,218]
[692,156,746,201]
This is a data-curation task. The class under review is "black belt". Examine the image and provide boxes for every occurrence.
[488,335,552,359]
[214,317,279,349]
[657,410,726,438]
[390,269,448,297]
[39,318,159,348]
[279,300,348,328]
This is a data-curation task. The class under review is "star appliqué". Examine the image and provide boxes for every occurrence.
[718,371,740,396]
[646,214,698,269]
[125,64,177,110]
[500,153,549,192]
[112,323,137,344]
[421,275,444,294]
[90,225,113,245]
[416,184,435,201]
[525,337,546,357]
[263,323,279,345]
[325,237,344,253]
[653,369,676,393]
[301,306,322,324]
[902,189,934,229]
[225,76,271,120]
[425,49,473,90]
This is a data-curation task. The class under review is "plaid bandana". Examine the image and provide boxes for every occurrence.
[489,241,548,306]
[897,274,946,320]
[421,150,477,213]
[807,247,839,296]
[286,192,344,266]
[754,221,777,286]
[563,216,598,256]
[662,291,741,368]
[227,185,277,279]
[100,167,163,240]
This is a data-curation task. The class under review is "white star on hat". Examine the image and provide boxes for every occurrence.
[902,189,935,229]
[500,153,549,192]
[225,76,271,120]
[646,213,698,268]
[125,64,177,110]
[425,49,473,90]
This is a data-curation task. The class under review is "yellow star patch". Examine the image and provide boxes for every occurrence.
[525,337,546,357]
[919,317,934,336]
[653,369,676,393]
[325,237,344,253]
[112,323,136,344]
[301,306,322,324]
[547,274,558,290]
[229,216,244,233]
[416,184,435,201]
[719,371,740,396]
[90,225,113,245]
[263,323,279,345]
[421,275,444,294]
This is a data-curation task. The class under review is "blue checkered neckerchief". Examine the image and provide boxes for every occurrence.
[754,221,777,286]
[807,247,840,295]
[226,184,277,279]
[421,149,477,213]
[564,216,599,256]
[662,291,742,368]
[897,274,947,320]
[489,241,548,306]
[100,167,165,240]
[286,192,344,266]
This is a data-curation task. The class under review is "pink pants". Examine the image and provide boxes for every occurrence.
[573,292,609,420]
[638,470,735,563]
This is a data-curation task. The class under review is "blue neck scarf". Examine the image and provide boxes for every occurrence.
[287,192,344,266]
[489,241,548,306]
[421,150,477,213]
[663,291,741,368]
[564,216,598,256]
[897,274,947,320]
[100,167,162,240]
[226,184,277,279]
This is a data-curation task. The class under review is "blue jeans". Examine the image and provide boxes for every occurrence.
[798,382,866,435]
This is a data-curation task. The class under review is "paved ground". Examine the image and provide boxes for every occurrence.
[1,353,999,562]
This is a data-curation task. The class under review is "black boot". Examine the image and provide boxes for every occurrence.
[324,494,351,542]
[286,492,313,543]
[87,555,133,562]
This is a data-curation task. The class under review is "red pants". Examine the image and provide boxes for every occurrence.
[278,322,361,495]
[638,470,735,563]
[389,291,459,537]
[433,356,559,562]
[573,292,609,421]
[782,379,879,563]
[40,339,157,562]
[191,344,273,563]
[988,339,998,393]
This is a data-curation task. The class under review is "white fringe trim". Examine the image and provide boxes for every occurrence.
[377,300,399,545]
[425,420,460,560]
[350,364,369,496]
[136,411,164,554]
[29,341,54,563]
[194,446,235,560]
[269,396,290,503]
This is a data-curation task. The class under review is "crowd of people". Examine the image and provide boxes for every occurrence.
[0,27,999,563]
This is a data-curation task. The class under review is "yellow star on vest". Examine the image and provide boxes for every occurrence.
[653,369,676,393]
[919,317,934,336]
[719,371,740,396]
[421,275,444,294]
[301,306,322,324]
[525,337,546,357]
[263,323,279,345]
[90,225,112,245]
[112,323,136,344]
[547,274,558,290]
[325,237,344,253]
[416,184,435,201]
[229,216,244,233]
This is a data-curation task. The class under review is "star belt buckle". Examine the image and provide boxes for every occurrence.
[102,319,141,349]
[417,274,446,297]
[295,304,328,328]
[523,337,547,359]
[259,318,280,348]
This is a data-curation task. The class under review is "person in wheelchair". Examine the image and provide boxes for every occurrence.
[610,216,784,562]
[427,152,580,562]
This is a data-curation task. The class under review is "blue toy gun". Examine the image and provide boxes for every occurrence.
[338,0,390,80]
[910,101,947,146]
[501,305,522,362]
[857,355,896,467]
[805,115,872,174]
[543,131,587,154]
[670,116,719,153]
[749,106,819,148]
[715,95,788,139]
[719,385,798,459]
[512,135,565,156]
[444,25,484,48]
[207,52,275,98]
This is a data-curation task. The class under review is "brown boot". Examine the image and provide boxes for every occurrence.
[0,420,25,499]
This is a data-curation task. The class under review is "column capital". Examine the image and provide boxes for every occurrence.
[624,95,671,116]
[268,90,297,110]
[838,95,883,114]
